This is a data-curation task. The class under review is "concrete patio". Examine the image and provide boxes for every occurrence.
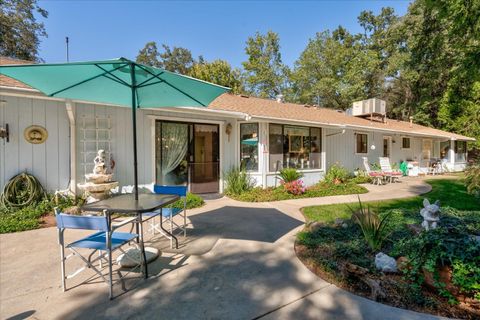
[0,177,448,320]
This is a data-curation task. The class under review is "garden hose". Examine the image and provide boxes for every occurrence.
[0,173,46,209]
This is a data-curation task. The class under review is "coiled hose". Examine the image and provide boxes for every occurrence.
[0,173,46,209]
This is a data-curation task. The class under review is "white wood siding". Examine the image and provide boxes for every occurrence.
[0,95,70,191]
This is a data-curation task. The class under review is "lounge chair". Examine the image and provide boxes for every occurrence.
[379,157,402,183]
[362,157,384,185]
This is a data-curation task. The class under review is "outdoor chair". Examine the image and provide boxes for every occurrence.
[379,157,402,183]
[362,157,384,185]
[143,185,188,248]
[55,209,143,299]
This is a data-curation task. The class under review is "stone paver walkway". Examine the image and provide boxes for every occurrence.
[0,177,448,320]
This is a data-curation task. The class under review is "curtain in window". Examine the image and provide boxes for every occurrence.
[161,122,188,180]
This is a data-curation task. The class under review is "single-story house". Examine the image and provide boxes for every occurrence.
[0,57,475,194]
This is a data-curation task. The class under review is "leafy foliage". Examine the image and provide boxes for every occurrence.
[242,31,290,99]
[229,181,367,202]
[392,225,480,302]
[277,168,303,183]
[0,0,48,61]
[324,163,350,184]
[189,59,244,94]
[136,41,196,74]
[224,167,254,196]
[349,198,392,251]
[464,160,480,197]
[167,192,204,210]
[0,194,80,233]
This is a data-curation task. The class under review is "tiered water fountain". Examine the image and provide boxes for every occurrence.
[78,150,118,203]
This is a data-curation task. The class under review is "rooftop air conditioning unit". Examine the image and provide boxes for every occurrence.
[347,98,386,117]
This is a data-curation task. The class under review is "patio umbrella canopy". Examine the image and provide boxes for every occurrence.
[0,57,229,199]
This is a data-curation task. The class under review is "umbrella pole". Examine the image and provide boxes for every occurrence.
[130,63,139,200]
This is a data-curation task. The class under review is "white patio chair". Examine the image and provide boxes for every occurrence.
[379,157,402,183]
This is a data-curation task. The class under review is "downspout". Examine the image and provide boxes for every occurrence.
[65,100,76,195]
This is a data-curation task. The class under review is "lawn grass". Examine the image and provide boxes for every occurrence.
[303,178,480,223]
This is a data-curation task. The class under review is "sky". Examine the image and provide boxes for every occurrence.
[38,0,410,68]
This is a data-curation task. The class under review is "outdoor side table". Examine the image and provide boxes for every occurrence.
[81,193,180,278]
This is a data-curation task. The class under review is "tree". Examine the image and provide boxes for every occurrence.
[189,59,244,94]
[136,42,196,74]
[291,28,370,109]
[242,31,290,99]
[0,0,48,61]
[136,41,161,67]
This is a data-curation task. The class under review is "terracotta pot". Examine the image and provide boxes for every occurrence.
[423,265,461,296]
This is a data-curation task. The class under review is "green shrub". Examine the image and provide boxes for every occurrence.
[224,167,254,195]
[167,192,204,210]
[0,194,80,233]
[464,160,480,197]
[350,175,372,184]
[228,182,368,202]
[325,163,350,184]
[349,198,392,251]
[278,168,303,183]
[392,226,480,302]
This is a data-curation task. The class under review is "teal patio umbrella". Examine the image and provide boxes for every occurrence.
[0,57,229,199]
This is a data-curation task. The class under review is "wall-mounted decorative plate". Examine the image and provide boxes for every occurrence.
[24,125,48,144]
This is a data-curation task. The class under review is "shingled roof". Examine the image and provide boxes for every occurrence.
[209,94,474,141]
[0,56,34,89]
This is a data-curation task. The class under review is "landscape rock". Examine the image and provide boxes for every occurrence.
[308,221,324,232]
[375,252,398,273]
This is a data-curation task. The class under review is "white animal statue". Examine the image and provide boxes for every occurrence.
[420,199,441,230]
[93,149,107,175]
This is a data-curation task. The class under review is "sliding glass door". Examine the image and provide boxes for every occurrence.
[155,121,219,193]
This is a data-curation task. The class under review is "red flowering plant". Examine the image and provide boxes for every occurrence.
[281,179,306,195]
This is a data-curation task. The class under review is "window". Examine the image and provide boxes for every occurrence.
[356,133,368,154]
[240,123,259,171]
[268,124,322,171]
[402,137,411,149]
[455,141,467,162]
[440,141,450,159]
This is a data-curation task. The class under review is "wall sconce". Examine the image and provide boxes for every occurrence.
[225,123,232,141]
[0,124,9,142]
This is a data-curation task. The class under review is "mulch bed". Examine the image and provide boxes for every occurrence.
[295,242,480,319]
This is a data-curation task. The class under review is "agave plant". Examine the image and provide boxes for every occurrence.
[349,196,392,251]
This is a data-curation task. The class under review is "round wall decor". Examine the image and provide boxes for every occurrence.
[24,125,48,144]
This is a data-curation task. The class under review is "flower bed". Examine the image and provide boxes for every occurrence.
[296,179,480,319]
[228,181,368,202]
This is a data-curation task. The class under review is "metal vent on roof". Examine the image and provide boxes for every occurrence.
[240,94,249,98]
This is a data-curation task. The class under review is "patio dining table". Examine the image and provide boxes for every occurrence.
[81,193,180,278]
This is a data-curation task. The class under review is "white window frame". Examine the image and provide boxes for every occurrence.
[354,132,369,155]
[238,121,260,174]
[401,136,411,150]
[266,123,324,173]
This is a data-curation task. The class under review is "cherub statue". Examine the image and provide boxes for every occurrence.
[420,199,440,230]
[93,150,107,175]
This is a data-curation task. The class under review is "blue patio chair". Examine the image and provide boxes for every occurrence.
[55,209,143,299]
[143,185,188,248]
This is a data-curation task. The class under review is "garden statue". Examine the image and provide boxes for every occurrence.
[78,149,118,202]
[420,199,441,230]
[93,149,107,175]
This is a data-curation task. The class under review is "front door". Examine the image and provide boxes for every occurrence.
[155,120,219,193]
[190,124,219,193]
